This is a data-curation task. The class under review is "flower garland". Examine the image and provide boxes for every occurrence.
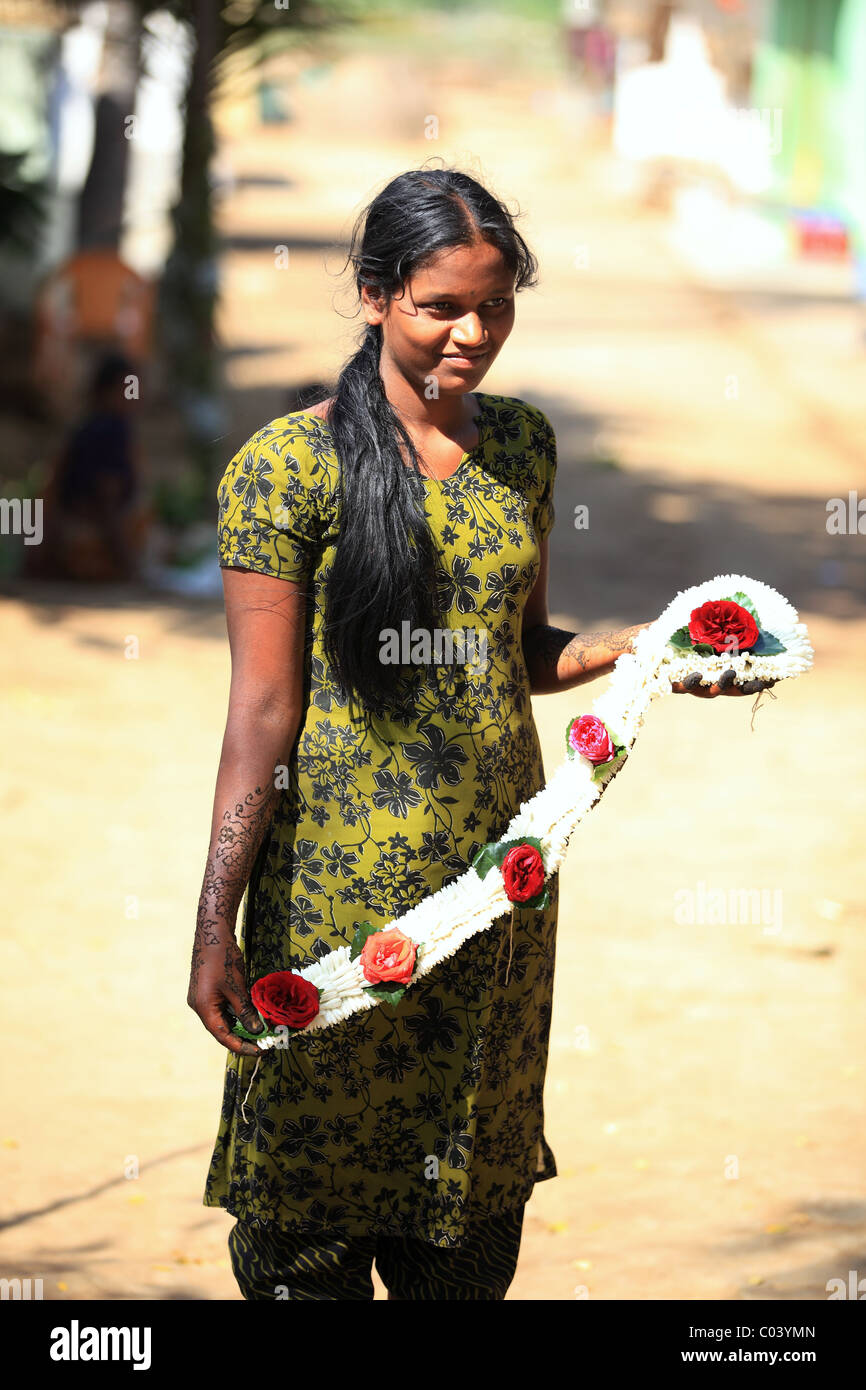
[233,574,813,1050]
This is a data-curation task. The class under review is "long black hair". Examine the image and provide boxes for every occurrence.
[323,166,538,716]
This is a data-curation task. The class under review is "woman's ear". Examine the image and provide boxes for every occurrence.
[361,284,387,326]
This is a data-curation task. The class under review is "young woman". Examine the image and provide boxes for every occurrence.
[188,166,768,1301]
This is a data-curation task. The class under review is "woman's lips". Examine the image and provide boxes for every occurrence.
[442,352,488,367]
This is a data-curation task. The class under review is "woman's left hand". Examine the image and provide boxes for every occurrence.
[671,669,777,698]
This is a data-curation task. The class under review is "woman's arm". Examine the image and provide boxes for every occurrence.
[523,618,651,694]
[521,539,775,699]
[187,567,308,1055]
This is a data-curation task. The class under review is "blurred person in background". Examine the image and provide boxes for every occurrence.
[562,0,617,87]
[35,350,150,581]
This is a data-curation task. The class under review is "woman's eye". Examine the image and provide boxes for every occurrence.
[427,299,507,311]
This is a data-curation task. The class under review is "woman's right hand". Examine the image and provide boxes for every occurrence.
[187,928,264,1058]
[190,565,307,1057]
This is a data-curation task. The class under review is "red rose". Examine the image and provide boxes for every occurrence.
[360,926,417,985]
[687,599,759,655]
[251,971,320,1029]
[501,843,546,903]
[568,714,616,764]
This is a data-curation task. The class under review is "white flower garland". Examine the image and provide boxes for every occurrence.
[252,574,813,1046]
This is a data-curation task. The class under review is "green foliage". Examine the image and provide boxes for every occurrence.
[729,591,761,624]
[231,1011,269,1041]
[362,981,407,1006]
[349,921,381,960]
[591,749,627,784]
[345,0,561,17]
[0,154,48,253]
[214,0,361,74]
[749,629,787,656]
[152,474,207,529]
[669,626,714,656]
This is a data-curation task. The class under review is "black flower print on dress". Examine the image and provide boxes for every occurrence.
[205,395,560,1247]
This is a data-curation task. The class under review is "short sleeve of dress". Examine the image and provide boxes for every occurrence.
[216,421,324,585]
[524,404,557,543]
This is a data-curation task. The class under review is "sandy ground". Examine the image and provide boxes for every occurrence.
[2,31,865,1300]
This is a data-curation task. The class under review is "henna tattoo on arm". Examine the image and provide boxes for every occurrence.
[561,624,651,667]
[188,781,279,997]
[522,622,652,694]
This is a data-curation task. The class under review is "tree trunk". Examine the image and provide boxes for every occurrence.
[77,0,143,250]
[160,0,221,514]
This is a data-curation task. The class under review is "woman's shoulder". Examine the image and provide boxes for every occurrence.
[480,391,553,433]
[220,405,340,504]
[238,402,335,458]
[480,393,556,468]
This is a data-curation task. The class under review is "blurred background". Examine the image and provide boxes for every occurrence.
[1,0,864,1300]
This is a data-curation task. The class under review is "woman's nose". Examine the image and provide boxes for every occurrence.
[452,314,486,346]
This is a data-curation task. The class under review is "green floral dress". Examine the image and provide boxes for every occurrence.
[204,391,559,1248]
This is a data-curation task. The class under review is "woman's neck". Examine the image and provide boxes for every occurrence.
[378,359,480,442]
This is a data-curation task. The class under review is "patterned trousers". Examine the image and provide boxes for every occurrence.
[228,1204,526,1301]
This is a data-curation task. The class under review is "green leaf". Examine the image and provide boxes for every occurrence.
[231,1011,270,1043]
[471,843,504,881]
[517,884,550,911]
[730,591,761,625]
[504,834,545,854]
[591,751,627,783]
[349,921,381,961]
[362,982,407,1007]
[668,625,715,657]
[749,628,787,656]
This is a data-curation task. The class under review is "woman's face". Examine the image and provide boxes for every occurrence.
[363,238,516,396]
